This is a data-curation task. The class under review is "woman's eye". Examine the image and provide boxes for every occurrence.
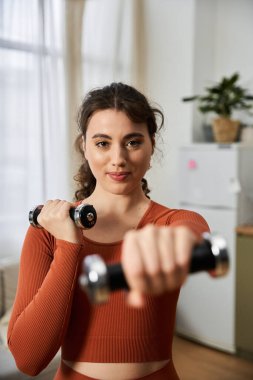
[126,140,142,148]
[96,141,109,148]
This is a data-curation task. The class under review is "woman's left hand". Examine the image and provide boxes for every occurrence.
[121,225,201,307]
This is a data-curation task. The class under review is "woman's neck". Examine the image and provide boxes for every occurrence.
[81,187,152,243]
[83,188,150,215]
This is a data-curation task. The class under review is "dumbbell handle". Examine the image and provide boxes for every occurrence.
[29,203,97,230]
[79,232,229,304]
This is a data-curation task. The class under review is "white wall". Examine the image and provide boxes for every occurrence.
[192,0,253,139]
[144,0,196,207]
[145,0,253,207]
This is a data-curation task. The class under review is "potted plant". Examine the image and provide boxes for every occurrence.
[183,72,253,143]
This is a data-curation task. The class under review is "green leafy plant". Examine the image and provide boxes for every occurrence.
[183,72,253,118]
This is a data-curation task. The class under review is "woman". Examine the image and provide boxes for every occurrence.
[8,83,209,380]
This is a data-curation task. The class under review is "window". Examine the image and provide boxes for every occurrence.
[0,0,68,259]
[0,0,136,260]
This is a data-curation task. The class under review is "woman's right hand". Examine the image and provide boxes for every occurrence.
[37,200,83,244]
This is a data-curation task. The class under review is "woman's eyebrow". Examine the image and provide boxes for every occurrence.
[92,133,112,139]
[124,133,145,139]
[91,132,145,140]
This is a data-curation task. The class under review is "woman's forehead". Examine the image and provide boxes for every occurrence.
[86,109,148,136]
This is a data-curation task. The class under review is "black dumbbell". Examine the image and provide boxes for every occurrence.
[29,203,97,229]
[79,232,229,304]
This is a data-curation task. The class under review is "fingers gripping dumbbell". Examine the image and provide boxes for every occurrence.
[79,232,229,304]
[29,204,97,230]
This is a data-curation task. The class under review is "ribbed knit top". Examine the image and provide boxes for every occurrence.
[7,201,209,376]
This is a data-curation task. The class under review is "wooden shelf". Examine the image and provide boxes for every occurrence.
[236,225,253,237]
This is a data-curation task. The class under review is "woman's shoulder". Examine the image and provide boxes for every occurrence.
[142,201,209,230]
[139,200,175,226]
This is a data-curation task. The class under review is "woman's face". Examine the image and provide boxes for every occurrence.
[83,109,154,196]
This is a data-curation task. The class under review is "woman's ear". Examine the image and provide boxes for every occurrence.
[82,136,87,160]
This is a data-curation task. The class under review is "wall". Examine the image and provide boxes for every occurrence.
[144,0,196,207]
[192,0,253,140]
[145,0,253,207]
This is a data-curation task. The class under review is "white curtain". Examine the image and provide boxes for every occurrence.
[81,0,144,93]
[0,0,69,260]
[0,0,144,260]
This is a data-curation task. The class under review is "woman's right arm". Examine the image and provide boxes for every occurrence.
[8,201,83,376]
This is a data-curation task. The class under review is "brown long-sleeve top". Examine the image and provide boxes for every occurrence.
[7,201,209,376]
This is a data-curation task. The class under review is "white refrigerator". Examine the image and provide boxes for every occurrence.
[176,143,253,353]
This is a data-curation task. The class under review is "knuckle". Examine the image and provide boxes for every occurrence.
[124,229,137,241]
[163,263,177,277]
[176,251,191,267]
[175,225,195,240]
[176,225,188,233]
[131,266,145,279]
[177,259,188,269]
[144,224,156,234]
[162,227,173,242]
[147,266,160,278]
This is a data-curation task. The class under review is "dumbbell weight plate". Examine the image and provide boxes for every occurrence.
[29,203,97,230]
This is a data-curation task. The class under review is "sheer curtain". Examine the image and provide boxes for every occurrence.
[81,0,144,93]
[0,0,69,260]
[0,0,144,260]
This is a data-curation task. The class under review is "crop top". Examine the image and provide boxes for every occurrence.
[7,201,209,376]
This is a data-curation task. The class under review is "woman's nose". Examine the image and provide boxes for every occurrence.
[111,145,127,167]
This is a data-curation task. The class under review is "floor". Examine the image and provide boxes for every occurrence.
[173,334,253,380]
[2,334,252,379]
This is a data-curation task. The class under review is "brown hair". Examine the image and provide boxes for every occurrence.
[74,82,164,200]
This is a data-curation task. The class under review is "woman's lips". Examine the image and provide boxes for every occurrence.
[107,172,130,181]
